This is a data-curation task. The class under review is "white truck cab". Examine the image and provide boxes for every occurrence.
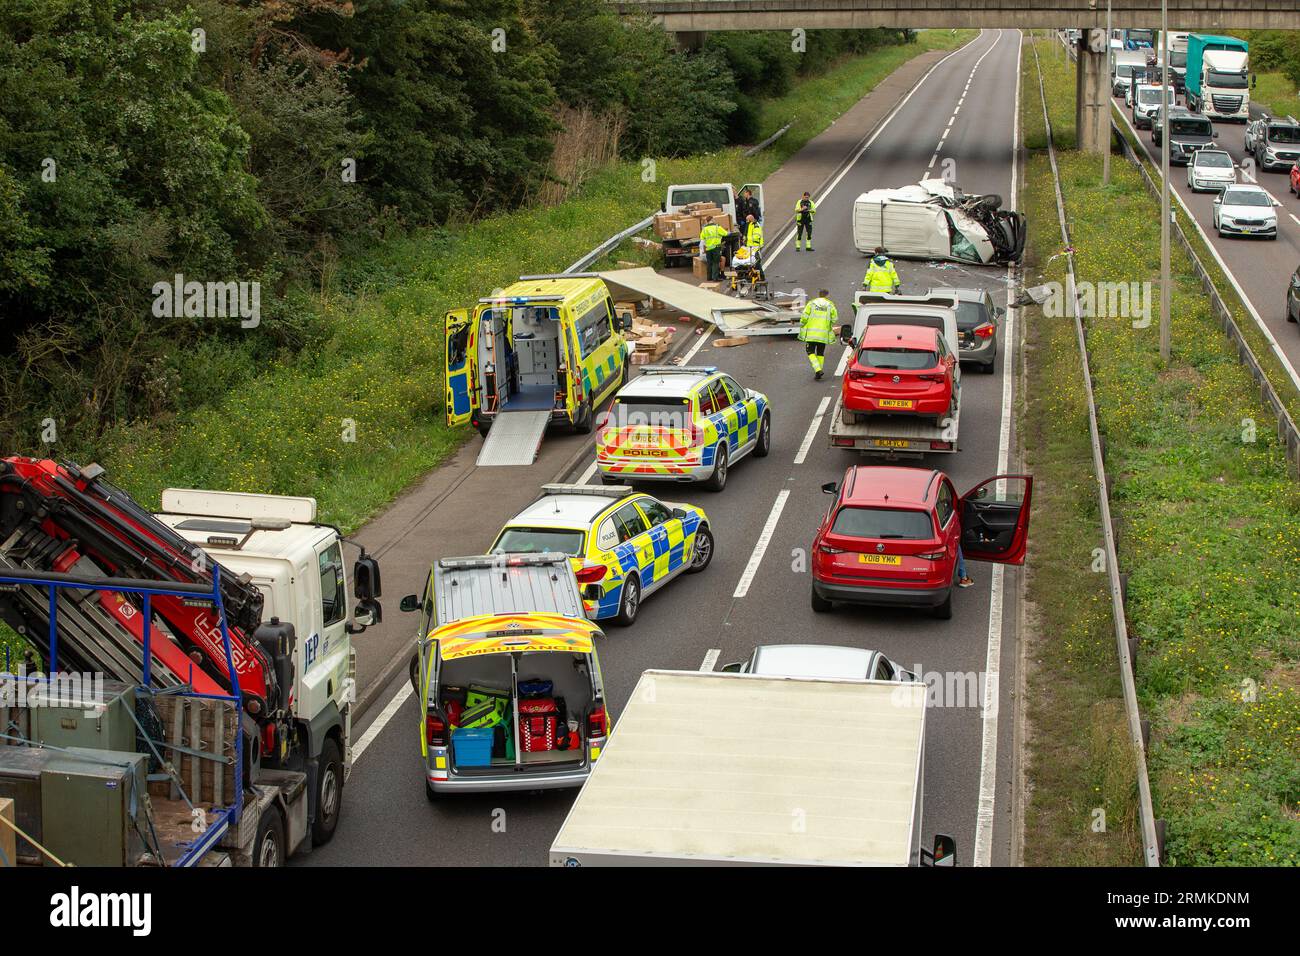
[155,488,381,850]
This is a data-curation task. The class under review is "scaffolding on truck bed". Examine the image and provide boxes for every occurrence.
[0,565,244,867]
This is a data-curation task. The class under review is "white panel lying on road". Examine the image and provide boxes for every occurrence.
[595,268,800,336]
[550,670,927,866]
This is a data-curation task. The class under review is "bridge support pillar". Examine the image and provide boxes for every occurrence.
[674,31,708,51]
[1074,35,1111,156]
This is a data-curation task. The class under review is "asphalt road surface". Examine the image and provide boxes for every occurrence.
[300,28,1028,868]
[1112,81,1300,389]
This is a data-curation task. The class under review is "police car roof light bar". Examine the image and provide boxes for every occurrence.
[540,483,634,499]
[438,553,569,570]
[637,365,718,376]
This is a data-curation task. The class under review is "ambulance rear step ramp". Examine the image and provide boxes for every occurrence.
[827,395,959,456]
[476,410,552,467]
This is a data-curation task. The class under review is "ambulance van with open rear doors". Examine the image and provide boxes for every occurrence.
[401,553,611,798]
[444,275,633,467]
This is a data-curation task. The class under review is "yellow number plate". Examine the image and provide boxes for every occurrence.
[878,399,914,409]
[873,439,912,448]
[858,554,902,565]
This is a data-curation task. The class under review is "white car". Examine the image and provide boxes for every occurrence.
[1213,185,1277,240]
[1187,150,1237,192]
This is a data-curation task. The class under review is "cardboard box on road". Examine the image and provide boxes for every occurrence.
[692,256,709,279]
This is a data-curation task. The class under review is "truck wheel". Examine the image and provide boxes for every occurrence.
[753,413,772,457]
[811,586,832,613]
[254,806,286,868]
[409,653,420,695]
[312,737,343,846]
[686,526,714,574]
[613,575,640,627]
[476,420,492,439]
[704,444,729,492]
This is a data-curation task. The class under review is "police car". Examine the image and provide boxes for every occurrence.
[490,484,713,626]
[595,365,771,491]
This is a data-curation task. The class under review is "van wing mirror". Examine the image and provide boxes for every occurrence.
[348,597,381,633]
[821,482,838,496]
[354,551,381,600]
[719,661,744,673]
[920,833,957,867]
[399,594,420,613]
[839,323,854,345]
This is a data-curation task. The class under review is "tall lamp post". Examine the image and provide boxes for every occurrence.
[1103,0,1112,185]
[1159,0,1171,362]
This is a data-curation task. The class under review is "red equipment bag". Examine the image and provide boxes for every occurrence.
[519,697,559,753]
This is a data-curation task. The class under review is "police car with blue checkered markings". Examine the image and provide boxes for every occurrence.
[490,484,713,626]
[595,366,771,491]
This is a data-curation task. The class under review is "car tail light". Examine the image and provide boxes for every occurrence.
[848,368,875,381]
[588,704,607,738]
[918,374,942,381]
[917,550,946,560]
[973,323,996,339]
[818,544,845,555]
[425,714,447,747]
[575,563,608,584]
[930,440,953,451]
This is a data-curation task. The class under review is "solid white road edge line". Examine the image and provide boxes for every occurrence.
[353,681,412,763]
[973,27,1020,869]
[733,489,790,598]
[795,396,832,465]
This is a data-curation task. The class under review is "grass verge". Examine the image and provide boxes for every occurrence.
[1251,71,1300,122]
[1022,34,1300,866]
[46,30,974,534]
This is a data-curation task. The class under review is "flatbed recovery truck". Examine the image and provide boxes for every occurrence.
[827,291,962,457]
[549,669,954,866]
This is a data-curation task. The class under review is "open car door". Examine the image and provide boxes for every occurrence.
[445,308,477,427]
[959,475,1033,565]
[740,182,764,221]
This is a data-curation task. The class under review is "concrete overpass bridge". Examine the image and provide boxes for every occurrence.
[614,3,1300,154]
[614,1,1300,32]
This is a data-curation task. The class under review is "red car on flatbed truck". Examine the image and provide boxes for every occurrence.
[842,324,957,427]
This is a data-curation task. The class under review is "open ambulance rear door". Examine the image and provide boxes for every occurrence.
[445,308,478,427]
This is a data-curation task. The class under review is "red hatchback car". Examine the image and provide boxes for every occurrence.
[811,466,1032,619]
[1291,161,1300,198]
[842,324,956,426]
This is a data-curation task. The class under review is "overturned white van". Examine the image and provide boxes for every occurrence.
[853,180,1025,266]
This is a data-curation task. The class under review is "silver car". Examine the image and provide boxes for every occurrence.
[945,287,1002,373]
[721,643,918,682]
